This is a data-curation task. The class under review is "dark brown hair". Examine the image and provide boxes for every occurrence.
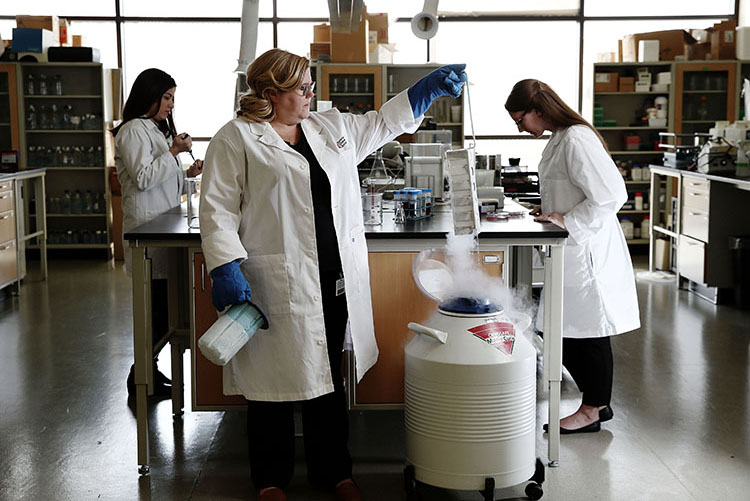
[236,48,309,122]
[505,79,608,152]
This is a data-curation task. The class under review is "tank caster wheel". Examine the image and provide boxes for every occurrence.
[482,477,495,501]
[138,464,150,475]
[525,482,543,500]
[530,457,545,484]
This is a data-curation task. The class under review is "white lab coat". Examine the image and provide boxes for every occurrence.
[114,118,187,277]
[536,125,640,338]
[200,91,421,401]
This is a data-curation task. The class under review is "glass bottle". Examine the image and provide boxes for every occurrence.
[72,190,83,214]
[26,73,35,95]
[54,74,63,96]
[96,146,104,166]
[39,104,50,129]
[83,190,93,214]
[26,105,37,130]
[50,104,60,129]
[697,95,709,120]
[38,74,48,95]
[62,190,72,214]
[61,104,72,129]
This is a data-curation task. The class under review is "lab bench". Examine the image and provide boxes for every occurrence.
[124,200,568,474]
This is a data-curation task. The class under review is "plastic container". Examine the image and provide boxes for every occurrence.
[641,216,650,240]
[620,218,634,240]
[634,192,644,211]
[631,166,642,181]
[198,302,269,366]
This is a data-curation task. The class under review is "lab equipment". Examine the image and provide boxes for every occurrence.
[445,148,481,236]
[198,301,269,366]
[362,191,383,226]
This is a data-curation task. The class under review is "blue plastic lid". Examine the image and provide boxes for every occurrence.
[438,296,502,314]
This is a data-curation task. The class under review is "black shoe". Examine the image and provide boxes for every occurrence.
[154,367,172,386]
[126,364,172,398]
[543,421,601,434]
[127,364,136,396]
[599,405,614,423]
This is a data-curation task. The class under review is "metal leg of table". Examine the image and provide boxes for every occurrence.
[543,244,564,467]
[170,339,185,416]
[167,249,185,417]
[131,245,153,473]
[33,175,47,280]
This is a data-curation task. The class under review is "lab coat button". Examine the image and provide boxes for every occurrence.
[300,164,307,170]
[317,339,324,345]
[313,295,320,301]
[304,208,310,213]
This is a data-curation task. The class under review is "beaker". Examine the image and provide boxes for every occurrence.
[362,192,383,226]
[186,178,200,228]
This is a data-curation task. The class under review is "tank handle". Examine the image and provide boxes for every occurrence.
[408,322,448,344]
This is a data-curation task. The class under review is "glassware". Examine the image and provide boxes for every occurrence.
[72,190,83,214]
[26,105,37,130]
[361,192,383,226]
[62,190,72,214]
[26,74,35,95]
[697,95,709,120]
[38,74,48,95]
[366,149,389,180]
[50,104,60,129]
[54,74,63,95]
[39,104,50,129]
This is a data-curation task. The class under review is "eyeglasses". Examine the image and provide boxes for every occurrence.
[514,111,528,129]
[297,81,316,96]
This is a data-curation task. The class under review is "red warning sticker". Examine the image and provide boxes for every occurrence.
[468,321,516,355]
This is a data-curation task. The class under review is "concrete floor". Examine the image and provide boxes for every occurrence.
[0,257,749,501]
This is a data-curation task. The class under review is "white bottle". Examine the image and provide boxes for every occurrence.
[631,166,642,181]
[634,192,644,211]
[641,216,650,239]
[198,302,269,366]
[620,218,634,240]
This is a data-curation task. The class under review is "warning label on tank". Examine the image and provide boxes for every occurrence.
[468,322,515,355]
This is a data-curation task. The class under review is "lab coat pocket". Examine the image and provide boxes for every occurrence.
[344,225,369,294]
[240,254,292,315]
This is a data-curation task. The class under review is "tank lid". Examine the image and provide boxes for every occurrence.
[438,296,502,315]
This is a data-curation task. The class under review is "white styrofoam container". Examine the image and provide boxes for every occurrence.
[737,27,750,60]
[638,40,660,62]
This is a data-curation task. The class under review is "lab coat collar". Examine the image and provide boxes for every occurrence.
[300,117,331,159]
[246,120,289,152]
[547,127,566,147]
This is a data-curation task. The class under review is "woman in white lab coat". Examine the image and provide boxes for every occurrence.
[199,49,465,501]
[112,68,203,396]
[505,79,640,434]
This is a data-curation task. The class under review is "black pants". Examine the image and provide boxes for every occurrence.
[562,336,613,407]
[246,273,351,490]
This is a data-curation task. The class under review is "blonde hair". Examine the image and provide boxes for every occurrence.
[236,48,310,123]
[505,79,608,152]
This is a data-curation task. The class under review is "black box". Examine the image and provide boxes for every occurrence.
[47,46,100,62]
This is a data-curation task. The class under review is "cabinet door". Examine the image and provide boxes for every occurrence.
[320,64,383,112]
[355,250,504,406]
[0,63,20,155]
[674,62,736,135]
[192,252,246,409]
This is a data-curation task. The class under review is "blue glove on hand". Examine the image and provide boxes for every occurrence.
[407,64,467,118]
[210,259,252,311]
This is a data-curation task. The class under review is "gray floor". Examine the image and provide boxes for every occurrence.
[0,256,749,501]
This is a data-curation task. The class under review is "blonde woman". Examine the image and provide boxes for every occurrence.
[505,79,640,435]
[200,49,466,500]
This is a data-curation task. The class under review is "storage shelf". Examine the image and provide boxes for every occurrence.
[29,243,111,249]
[595,91,669,95]
[625,238,650,244]
[682,90,727,94]
[24,94,102,99]
[624,180,654,184]
[653,226,678,238]
[46,213,106,217]
[681,120,720,124]
[26,130,102,134]
[435,122,462,126]
[329,92,373,97]
[34,166,104,170]
[619,209,650,214]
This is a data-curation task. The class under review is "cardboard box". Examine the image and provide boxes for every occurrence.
[654,238,670,270]
[369,43,395,64]
[635,81,651,93]
[309,42,331,62]
[366,12,388,43]
[72,35,87,47]
[313,23,330,42]
[331,7,368,63]
[11,28,54,53]
[594,72,618,92]
[709,20,736,60]
[16,15,59,44]
[638,40,660,62]
[685,41,711,60]
[622,30,695,62]
[619,76,635,92]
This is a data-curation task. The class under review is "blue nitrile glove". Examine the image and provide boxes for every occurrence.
[210,259,252,311]
[407,64,467,118]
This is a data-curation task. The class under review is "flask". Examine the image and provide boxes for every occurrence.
[54,74,63,95]
[26,74,35,95]
[634,192,644,211]
[367,149,389,180]
[198,302,269,366]
[38,74,48,95]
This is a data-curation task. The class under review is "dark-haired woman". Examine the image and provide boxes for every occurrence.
[505,79,640,435]
[113,68,202,396]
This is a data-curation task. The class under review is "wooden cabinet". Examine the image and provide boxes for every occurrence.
[18,62,112,255]
[0,179,17,289]
[191,251,246,409]
[674,62,736,135]
[0,63,21,159]
[353,250,505,407]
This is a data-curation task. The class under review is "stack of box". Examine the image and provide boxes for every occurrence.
[310,23,331,63]
[709,20,736,60]
[593,103,604,127]
[652,71,671,93]
[11,15,76,61]
[635,68,651,93]
[594,72,618,92]
[619,76,635,92]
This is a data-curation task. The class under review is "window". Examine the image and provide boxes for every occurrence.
[585,0,734,17]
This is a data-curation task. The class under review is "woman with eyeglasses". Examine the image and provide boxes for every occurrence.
[199,49,466,501]
[505,79,640,435]
[112,68,203,397]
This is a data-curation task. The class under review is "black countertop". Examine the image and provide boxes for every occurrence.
[124,199,568,242]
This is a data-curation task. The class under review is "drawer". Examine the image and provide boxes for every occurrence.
[0,190,14,213]
[682,206,709,242]
[682,183,710,212]
[0,210,15,243]
[683,177,709,193]
[677,234,706,284]
[0,180,12,192]
[0,239,17,287]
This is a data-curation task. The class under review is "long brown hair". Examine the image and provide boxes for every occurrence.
[505,79,608,152]
[236,48,309,123]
